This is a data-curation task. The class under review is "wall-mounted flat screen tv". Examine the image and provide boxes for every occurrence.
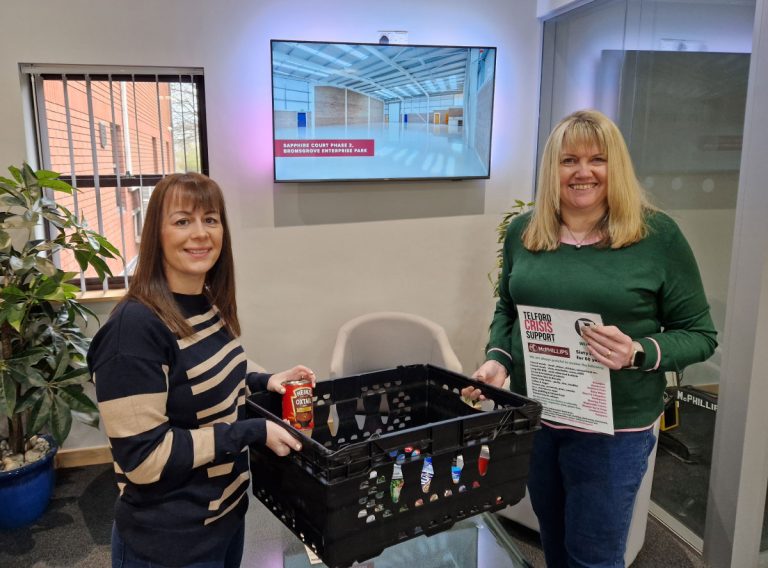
[271,39,497,182]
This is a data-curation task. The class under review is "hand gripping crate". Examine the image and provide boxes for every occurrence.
[246,364,541,568]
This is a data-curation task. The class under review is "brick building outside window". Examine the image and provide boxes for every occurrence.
[23,65,207,290]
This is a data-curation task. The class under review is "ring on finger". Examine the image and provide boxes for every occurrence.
[607,349,613,357]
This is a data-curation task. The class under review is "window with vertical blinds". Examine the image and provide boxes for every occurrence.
[21,64,208,291]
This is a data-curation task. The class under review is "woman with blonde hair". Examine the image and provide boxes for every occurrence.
[465,110,717,567]
[88,173,315,567]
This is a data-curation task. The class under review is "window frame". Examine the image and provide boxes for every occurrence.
[23,66,209,292]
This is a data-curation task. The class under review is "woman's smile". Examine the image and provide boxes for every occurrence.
[184,247,214,257]
[569,182,598,190]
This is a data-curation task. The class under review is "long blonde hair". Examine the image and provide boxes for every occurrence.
[523,109,654,251]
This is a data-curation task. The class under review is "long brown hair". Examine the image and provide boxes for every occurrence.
[523,109,655,251]
[122,173,240,338]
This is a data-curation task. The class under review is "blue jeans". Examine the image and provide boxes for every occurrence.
[111,521,245,568]
[527,425,656,568]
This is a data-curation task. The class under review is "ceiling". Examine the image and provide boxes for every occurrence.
[271,41,478,102]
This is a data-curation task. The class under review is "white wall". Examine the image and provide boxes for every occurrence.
[0,0,541,448]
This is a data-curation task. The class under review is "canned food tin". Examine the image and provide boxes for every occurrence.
[282,379,314,430]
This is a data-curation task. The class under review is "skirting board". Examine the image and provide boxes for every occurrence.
[55,445,113,469]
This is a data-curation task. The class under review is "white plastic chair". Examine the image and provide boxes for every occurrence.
[329,312,462,378]
[497,418,661,566]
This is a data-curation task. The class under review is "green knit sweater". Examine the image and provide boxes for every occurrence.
[486,211,717,429]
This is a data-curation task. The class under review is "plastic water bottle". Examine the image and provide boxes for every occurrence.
[390,463,404,503]
[420,456,434,493]
[451,455,464,484]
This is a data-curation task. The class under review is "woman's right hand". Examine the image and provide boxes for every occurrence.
[267,365,316,394]
[265,421,302,457]
[461,360,508,401]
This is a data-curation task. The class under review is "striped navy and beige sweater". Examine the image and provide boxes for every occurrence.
[87,293,270,566]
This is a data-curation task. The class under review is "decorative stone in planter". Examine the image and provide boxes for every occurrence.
[0,435,58,530]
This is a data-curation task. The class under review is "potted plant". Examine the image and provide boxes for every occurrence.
[488,199,533,296]
[0,163,119,529]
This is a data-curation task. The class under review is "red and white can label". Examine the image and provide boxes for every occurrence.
[282,379,314,430]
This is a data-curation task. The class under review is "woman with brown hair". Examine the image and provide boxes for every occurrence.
[88,173,314,567]
[465,110,717,567]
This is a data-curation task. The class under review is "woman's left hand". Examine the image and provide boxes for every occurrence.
[580,325,633,370]
[267,365,317,394]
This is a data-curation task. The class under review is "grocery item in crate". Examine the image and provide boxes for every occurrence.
[478,445,490,476]
[420,456,434,492]
[282,378,314,430]
[246,364,541,568]
[390,462,404,503]
[451,455,464,484]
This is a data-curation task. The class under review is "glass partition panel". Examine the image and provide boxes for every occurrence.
[538,0,756,550]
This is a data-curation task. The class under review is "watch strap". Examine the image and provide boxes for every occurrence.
[626,341,645,370]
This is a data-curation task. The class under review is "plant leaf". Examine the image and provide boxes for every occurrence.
[41,210,68,229]
[0,175,21,186]
[9,255,33,271]
[35,255,58,277]
[87,254,113,281]
[38,179,73,194]
[70,301,98,324]
[71,409,100,429]
[92,233,122,258]
[50,395,73,445]
[51,347,71,380]
[60,282,81,296]
[34,276,60,298]
[23,368,48,388]
[55,366,91,387]
[41,283,77,303]
[28,392,53,435]
[59,386,99,415]
[5,303,26,333]
[21,163,40,188]
[73,249,90,271]
[0,373,18,415]
[34,169,62,180]
[8,165,23,184]
[15,387,43,414]
[0,192,24,207]
[0,285,25,301]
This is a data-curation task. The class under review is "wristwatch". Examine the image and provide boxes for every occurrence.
[626,341,645,370]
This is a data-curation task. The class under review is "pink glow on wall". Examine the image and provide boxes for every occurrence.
[221,0,514,188]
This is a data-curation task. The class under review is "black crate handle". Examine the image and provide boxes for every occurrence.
[491,408,516,440]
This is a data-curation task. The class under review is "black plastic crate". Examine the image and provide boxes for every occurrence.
[246,364,541,568]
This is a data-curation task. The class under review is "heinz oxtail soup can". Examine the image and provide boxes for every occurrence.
[282,379,314,430]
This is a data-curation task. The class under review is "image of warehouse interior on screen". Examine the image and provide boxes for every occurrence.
[271,40,497,182]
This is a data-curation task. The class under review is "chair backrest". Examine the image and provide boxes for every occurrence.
[329,312,463,378]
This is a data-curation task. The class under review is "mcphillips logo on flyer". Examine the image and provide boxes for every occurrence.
[528,343,570,358]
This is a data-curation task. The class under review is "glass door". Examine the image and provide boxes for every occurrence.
[537,0,757,551]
